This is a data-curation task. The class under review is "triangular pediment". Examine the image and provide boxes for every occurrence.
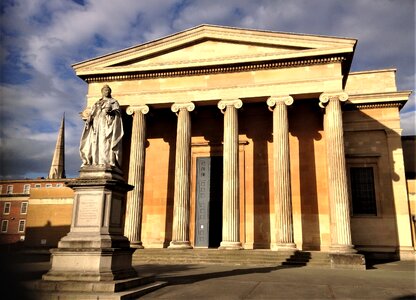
[73,25,356,77]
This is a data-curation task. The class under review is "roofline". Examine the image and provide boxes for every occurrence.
[72,24,357,68]
[349,68,397,75]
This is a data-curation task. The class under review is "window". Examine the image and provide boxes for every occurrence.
[45,184,52,188]
[349,167,377,215]
[6,185,13,194]
[23,184,30,194]
[34,184,41,188]
[56,183,63,187]
[20,202,28,214]
[0,185,2,194]
[18,220,25,232]
[1,220,8,232]
[3,202,11,215]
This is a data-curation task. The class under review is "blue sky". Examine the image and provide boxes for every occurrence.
[0,0,414,179]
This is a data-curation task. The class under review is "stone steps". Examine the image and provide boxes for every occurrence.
[132,249,332,268]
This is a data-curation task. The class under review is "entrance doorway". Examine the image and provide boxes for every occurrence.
[194,156,223,248]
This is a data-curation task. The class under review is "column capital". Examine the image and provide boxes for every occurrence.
[126,105,149,115]
[171,102,195,113]
[319,92,348,108]
[267,95,294,108]
[217,99,243,112]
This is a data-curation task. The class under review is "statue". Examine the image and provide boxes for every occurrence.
[79,85,124,168]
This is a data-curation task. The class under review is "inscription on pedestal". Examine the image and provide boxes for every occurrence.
[76,194,101,227]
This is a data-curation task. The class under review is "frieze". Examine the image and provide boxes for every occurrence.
[84,56,345,83]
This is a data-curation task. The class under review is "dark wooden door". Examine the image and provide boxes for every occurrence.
[195,156,223,247]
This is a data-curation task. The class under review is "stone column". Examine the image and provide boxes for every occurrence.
[218,99,243,250]
[169,102,195,249]
[124,105,149,249]
[320,92,356,253]
[267,96,296,251]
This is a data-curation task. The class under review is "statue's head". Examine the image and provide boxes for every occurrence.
[101,84,112,97]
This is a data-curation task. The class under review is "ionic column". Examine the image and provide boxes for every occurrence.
[169,102,195,249]
[218,99,243,250]
[267,96,296,251]
[124,105,149,248]
[319,92,356,253]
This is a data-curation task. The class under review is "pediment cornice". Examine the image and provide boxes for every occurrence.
[73,25,356,79]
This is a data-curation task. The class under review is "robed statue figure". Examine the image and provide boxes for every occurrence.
[79,84,124,168]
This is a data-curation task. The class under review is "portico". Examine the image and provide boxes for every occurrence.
[72,25,415,260]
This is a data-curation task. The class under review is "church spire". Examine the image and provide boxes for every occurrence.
[48,114,66,179]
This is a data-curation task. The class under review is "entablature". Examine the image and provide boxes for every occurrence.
[344,91,411,110]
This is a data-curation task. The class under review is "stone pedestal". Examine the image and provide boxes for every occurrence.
[34,166,165,298]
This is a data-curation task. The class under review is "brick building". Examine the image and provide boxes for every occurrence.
[0,179,67,246]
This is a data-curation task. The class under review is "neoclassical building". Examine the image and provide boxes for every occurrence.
[72,25,414,259]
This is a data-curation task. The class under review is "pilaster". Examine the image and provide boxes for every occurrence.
[267,96,296,251]
[124,105,149,249]
[169,102,195,249]
[218,99,243,250]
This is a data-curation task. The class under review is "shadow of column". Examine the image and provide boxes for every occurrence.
[241,102,271,249]
[145,107,176,247]
[290,100,322,250]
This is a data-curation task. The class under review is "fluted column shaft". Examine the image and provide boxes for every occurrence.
[169,102,195,249]
[267,96,296,251]
[124,105,149,248]
[218,99,243,250]
[320,92,356,253]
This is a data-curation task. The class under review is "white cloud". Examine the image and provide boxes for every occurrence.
[401,110,416,136]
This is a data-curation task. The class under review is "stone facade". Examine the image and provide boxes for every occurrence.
[72,25,415,259]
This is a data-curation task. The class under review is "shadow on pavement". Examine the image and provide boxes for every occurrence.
[135,263,292,285]
[0,253,34,300]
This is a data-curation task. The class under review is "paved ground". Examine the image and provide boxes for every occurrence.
[1,253,415,299]
[135,262,416,299]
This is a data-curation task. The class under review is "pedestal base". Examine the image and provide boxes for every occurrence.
[168,240,193,249]
[30,276,167,299]
[43,248,137,282]
[330,244,357,254]
[329,253,366,270]
[271,243,297,251]
[130,241,145,249]
[219,241,243,250]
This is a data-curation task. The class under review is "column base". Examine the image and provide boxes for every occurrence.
[271,242,297,251]
[130,241,144,249]
[168,241,193,249]
[330,244,357,254]
[397,246,416,261]
[219,241,243,250]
